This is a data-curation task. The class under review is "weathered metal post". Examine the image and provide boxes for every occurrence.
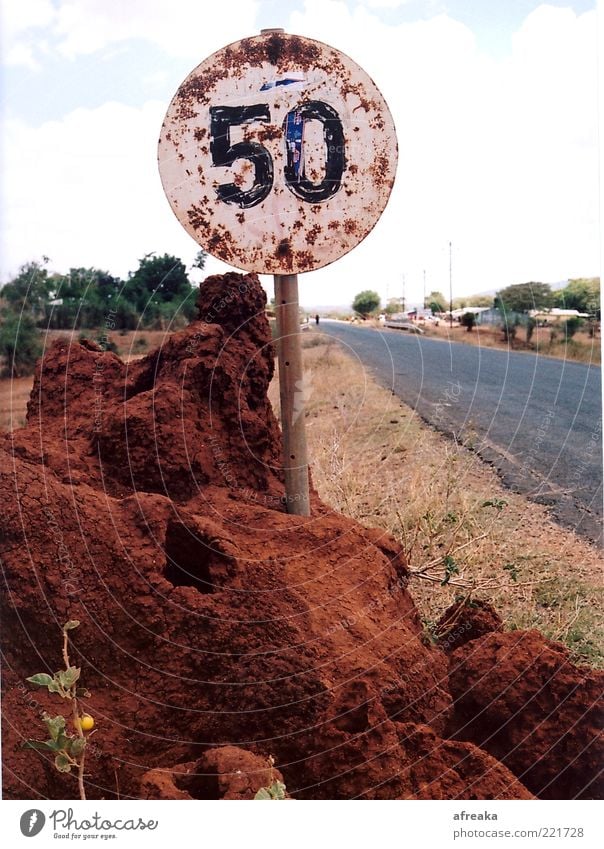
[260,27,310,517]
[274,273,310,516]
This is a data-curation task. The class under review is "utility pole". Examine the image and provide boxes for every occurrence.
[423,269,426,310]
[449,241,453,329]
[402,274,406,313]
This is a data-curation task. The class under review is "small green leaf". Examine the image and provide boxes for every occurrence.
[54,753,72,773]
[481,498,507,510]
[255,781,286,800]
[69,737,86,757]
[76,688,91,699]
[58,667,80,689]
[43,714,66,742]
[26,673,53,687]
[47,679,63,695]
[63,620,80,631]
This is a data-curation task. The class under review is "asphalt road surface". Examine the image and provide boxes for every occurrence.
[321,321,602,544]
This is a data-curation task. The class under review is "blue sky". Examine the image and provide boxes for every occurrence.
[1,0,599,306]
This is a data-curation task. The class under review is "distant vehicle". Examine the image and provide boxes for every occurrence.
[383,319,425,334]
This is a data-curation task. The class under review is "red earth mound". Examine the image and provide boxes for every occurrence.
[1,272,600,800]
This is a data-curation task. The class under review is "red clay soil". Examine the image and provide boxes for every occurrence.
[0,272,601,800]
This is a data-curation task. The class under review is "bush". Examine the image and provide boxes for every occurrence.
[501,316,519,343]
[460,313,476,332]
[352,290,380,317]
[0,309,42,377]
[562,317,583,338]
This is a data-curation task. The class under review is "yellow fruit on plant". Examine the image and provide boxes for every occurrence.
[79,714,94,732]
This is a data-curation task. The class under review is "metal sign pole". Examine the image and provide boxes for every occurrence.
[274,273,310,516]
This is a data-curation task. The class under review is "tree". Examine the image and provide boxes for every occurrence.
[554,278,600,317]
[1,259,52,316]
[494,282,553,313]
[385,298,403,316]
[352,290,380,317]
[466,295,493,308]
[460,312,476,332]
[0,309,42,377]
[44,268,121,329]
[427,291,446,314]
[125,253,195,324]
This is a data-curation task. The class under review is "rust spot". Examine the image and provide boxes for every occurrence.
[187,204,211,234]
[343,219,357,235]
[193,127,207,141]
[236,212,245,224]
[328,221,340,230]
[369,153,390,186]
[275,238,293,271]
[257,125,282,142]
[294,250,314,271]
[349,164,359,176]
[305,224,322,245]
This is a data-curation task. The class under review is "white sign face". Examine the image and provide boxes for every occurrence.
[158,32,398,275]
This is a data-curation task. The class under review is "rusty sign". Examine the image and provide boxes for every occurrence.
[158,31,398,275]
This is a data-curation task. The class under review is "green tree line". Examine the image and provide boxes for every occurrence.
[0,251,206,376]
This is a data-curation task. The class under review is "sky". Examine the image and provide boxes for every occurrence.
[1,0,600,308]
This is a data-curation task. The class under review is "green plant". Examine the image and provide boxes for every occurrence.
[352,290,380,317]
[0,309,42,377]
[481,498,507,510]
[441,555,460,586]
[562,317,583,338]
[24,620,94,800]
[460,312,476,332]
[503,562,520,582]
[254,756,286,800]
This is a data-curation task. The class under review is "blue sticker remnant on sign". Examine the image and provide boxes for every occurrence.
[260,77,306,91]
[285,109,305,179]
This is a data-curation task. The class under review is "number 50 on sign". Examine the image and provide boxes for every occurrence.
[158,32,397,276]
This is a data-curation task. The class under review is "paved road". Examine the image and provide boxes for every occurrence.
[321,321,602,544]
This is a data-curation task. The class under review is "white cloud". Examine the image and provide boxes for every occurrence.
[53,0,260,59]
[1,101,232,281]
[0,0,56,67]
[2,0,260,69]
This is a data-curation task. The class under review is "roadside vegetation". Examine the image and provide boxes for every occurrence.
[0,251,206,377]
[272,332,604,668]
[351,278,601,364]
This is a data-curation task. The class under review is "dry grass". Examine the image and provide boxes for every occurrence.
[417,321,601,365]
[270,332,604,667]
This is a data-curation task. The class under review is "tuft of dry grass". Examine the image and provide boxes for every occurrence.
[270,333,603,667]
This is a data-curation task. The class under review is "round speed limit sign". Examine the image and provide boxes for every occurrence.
[158,31,398,275]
